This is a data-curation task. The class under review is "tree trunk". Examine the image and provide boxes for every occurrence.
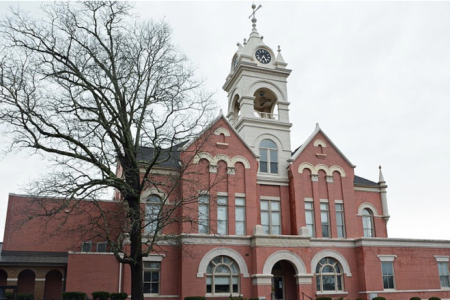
[129,197,144,300]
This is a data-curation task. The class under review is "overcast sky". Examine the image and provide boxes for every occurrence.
[0,1,449,242]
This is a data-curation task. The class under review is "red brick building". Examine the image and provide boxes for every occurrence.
[1,11,450,300]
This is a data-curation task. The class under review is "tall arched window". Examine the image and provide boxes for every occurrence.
[315,257,344,292]
[259,139,278,174]
[206,256,240,295]
[362,208,375,237]
[145,195,162,234]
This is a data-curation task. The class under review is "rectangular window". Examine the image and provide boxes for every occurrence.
[438,262,450,288]
[217,196,228,235]
[382,262,395,289]
[198,195,209,234]
[81,241,92,252]
[320,203,330,238]
[305,202,315,237]
[260,199,281,235]
[335,203,345,238]
[235,197,246,235]
[96,242,107,253]
[143,262,160,294]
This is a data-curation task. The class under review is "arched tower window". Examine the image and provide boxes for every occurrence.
[206,256,240,295]
[253,88,277,119]
[315,257,344,292]
[362,208,375,237]
[259,139,278,174]
[145,195,162,234]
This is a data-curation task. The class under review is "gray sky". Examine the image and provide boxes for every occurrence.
[1,1,449,241]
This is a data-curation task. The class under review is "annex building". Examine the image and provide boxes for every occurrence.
[1,9,450,300]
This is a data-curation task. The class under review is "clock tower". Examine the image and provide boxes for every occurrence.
[222,4,292,184]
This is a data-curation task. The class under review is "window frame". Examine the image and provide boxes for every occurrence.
[320,202,330,238]
[198,194,210,234]
[96,242,107,253]
[81,241,92,253]
[235,197,246,236]
[438,262,450,288]
[362,208,375,237]
[259,139,278,174]
[260,199,281,235]
[335,203,346,238]
[206,256,240,296]
[143,261,160,295]
[315,257,344,292]
[145,195,162,235]
[305,200,315,237]
[217,195,228,235]
[381,261,395,290]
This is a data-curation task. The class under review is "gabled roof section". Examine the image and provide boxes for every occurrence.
[180,110,258,158]
[291,123,356,168]
[137,141,188,169]
[354,175,378,186]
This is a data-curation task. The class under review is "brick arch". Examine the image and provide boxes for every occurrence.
[0,268,7,286]
[196,247,249,278]
[44,269,63,300]
[298,163,346,177]
[18,269,36,294]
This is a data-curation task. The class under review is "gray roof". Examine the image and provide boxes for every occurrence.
[354,175,378,186]
[137,141,187,169]
[0,249,68,266]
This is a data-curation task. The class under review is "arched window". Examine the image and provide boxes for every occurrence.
[145,195,162,234]
[206,256,240,295]
[362,208,375,237]
[259,139,278,174]
[315,257,344,292]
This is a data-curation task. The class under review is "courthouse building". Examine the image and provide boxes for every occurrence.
[1,10,450,300]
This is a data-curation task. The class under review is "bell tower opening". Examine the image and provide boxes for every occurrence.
[253,88,278,120]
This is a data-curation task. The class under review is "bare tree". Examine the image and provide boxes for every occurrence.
[0,2,216,299]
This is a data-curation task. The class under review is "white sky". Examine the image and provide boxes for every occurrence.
[0,1,449,241]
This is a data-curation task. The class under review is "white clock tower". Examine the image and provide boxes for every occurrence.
[222,4,292,184]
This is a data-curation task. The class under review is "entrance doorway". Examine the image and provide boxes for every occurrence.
[271,261,297,300]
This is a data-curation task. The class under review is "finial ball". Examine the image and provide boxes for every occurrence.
[252,4,256,9]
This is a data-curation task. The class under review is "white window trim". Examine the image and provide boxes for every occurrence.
[304,197,313,202]
[335,199,343,204]
[435,256,450,262]
[378,255,397,262]
[320,199,329,203]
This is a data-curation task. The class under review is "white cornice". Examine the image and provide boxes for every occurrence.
[355,237,450,248]
[354,186,381,193]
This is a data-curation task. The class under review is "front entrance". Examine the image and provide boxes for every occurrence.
[271,261,297,300]
[273,276,284,299]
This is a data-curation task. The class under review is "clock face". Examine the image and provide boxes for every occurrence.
[255,49,271,64]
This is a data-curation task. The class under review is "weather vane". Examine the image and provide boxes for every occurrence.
[249,4,262,29]
[249,4,262,20]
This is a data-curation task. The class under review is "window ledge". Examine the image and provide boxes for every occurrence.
[316,291,348,296]
[205,293,241,298]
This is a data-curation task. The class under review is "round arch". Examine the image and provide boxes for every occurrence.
[248,80,286,103]
[311,250,352,277]
[44,270,63,300]
[197,247,249,278]
[0,269,7,286]
[262,250,307,275]
[358,202,380,216]
[254,133,285,153]
[17,269,36,294]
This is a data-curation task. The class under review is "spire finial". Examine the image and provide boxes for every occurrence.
[278,45,281,53]
[379,165,386,183]
[249,4,262,31]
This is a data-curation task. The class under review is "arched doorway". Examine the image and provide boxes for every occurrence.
[17,269,35,294]
[0,269,7,286]
[271,260,297,300]
[44,270,63,300]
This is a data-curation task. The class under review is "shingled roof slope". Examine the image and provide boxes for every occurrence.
[136,141,188,168]
[354,175,378,186]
